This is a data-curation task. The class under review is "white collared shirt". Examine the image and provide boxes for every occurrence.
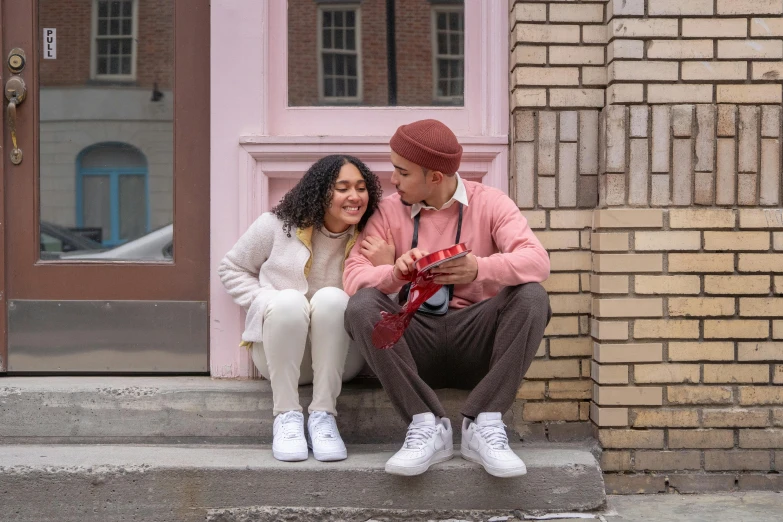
[410,172,470,218]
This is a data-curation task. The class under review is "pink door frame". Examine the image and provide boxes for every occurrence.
[210,0,510,378]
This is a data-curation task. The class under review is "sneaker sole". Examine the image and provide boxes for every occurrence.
[385,448,454,476]
[460,447,527,478]
[273,449,309,462]
[307,434,348,462]
[312,449,348,462]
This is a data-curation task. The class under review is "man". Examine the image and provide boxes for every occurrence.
[343,119,551,478]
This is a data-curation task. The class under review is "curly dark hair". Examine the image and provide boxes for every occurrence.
[271,155,384,237]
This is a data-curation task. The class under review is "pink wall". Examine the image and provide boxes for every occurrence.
[210,1,509,378]
[210,1,268,378]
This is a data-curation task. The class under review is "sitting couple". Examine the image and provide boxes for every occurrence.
[219,120,551,478]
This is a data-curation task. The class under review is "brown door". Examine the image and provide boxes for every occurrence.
[0,0,209,372]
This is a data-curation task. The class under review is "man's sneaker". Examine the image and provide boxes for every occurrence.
[272,411,308,462]
[307,411,348,462]
[461,412,527,478]
[385,412,453,476]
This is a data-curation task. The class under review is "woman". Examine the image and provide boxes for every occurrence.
[218,155,388,462]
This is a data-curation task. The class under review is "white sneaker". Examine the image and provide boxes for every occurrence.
[307,411,348,462]
[272,411,308,462]
[461,412,527,477]
[385,412,453,476]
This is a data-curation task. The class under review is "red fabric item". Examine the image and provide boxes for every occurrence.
[389,119,463,175]
[372,271,441,350]
[371,244,469,350]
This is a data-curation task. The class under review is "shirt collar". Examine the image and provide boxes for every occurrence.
[410,172,469,218]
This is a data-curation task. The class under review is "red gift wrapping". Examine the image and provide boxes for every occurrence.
[371,244,469,350]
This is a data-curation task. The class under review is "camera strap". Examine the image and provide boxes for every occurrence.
[410,202,463,301]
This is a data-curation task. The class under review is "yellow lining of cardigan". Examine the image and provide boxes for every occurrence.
[296,226,358,276]
[296,227,315,278]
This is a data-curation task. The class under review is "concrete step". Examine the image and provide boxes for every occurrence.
[0,377,591,444]
[0,443,606,521]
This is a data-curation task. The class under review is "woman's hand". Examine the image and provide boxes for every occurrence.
[361,229,396,266]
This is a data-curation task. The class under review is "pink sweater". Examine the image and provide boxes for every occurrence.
[343,181,550,308]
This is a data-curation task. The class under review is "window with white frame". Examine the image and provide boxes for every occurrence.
[92,0,137,80]
[319,7,361,102]
[432,6,464,104]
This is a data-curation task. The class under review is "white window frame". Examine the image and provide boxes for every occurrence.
[431,5,465,104]
[263,0,507,137]
[317,5,363,103]
[90,0,139,81]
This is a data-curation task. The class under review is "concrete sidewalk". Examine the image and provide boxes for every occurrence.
[206,492,783,522]
[604,492,783,522]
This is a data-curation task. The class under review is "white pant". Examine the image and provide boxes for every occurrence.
[251,287,364,416]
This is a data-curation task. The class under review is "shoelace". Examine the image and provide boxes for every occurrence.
[309,412,337,440]
[278,412,303,439]
[403,424,438,449]
[478,422,510,450]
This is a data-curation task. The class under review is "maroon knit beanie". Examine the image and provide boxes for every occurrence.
[389,119,463,175]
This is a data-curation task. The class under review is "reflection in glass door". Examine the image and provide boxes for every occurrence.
[2,0,209,373]
[39,0,173,261]
[288,0,464,107]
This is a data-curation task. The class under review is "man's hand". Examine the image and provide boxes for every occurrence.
[360,229,396,266]
[430,253,478,285]
[393,248,430,280]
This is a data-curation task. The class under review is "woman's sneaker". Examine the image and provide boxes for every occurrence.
[461,412,527,477]
[272,411,308,462]
[385,412,453,476]
[307,411,348,462]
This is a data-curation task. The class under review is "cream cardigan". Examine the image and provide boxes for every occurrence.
[218,212,357,343]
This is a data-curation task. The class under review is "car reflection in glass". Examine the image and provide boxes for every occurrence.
[40,221,104,260]
[54,224,174,262]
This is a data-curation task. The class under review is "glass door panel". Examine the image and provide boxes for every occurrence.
[39,0,173,260]
[1,0,209,372]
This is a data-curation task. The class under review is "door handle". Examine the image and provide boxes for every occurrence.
[5,75,26,165]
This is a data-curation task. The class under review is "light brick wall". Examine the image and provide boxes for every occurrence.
[597,104,782,207]
[512,1,607,109]
[510,0,783,492]
[513,110,600,208]
[607,0,783,105]
[593,208,783,491]
[513,208,594,441]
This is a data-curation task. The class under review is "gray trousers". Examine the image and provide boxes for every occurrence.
[344,283,551,421]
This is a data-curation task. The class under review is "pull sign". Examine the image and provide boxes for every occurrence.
[43,28,56,59]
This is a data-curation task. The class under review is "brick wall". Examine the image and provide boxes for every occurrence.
[287,0,320,106]
[513,206,594,441]
[510,0,606,441]
[598,104,782,207]
[510,110,598,440]
[606,0,782,106]
[510,0,783,492]
[511,0,607,110]
[38,0,173,88]
[593,208,783,493]
[288,0,456,106]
